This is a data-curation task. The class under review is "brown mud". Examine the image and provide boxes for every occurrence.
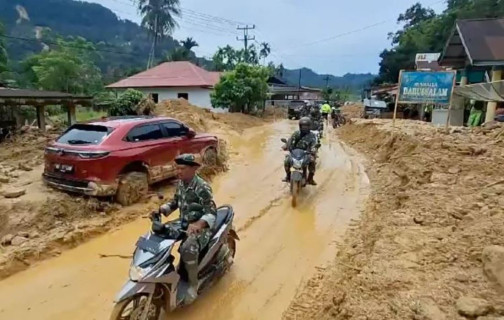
[0,100,275,280]
[283,119,504,320]
[0,120,368,320]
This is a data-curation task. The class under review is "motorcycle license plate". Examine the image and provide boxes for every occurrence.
[136,237,160,254]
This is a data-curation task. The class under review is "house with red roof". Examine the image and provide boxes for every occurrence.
[107,61,221,109]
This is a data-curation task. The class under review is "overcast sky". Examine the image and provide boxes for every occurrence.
[85,0,446,76]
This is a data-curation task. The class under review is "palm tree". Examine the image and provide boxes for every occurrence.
[259,42,271,64]
[181,37,198,51]
[136,0,181,68]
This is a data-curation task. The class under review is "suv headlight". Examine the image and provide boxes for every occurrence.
[129,265,146,281]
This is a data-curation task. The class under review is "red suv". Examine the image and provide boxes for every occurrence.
[43,116,218,205]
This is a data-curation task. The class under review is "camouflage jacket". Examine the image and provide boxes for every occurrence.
[287,130,317,153]
[167,175,217,229]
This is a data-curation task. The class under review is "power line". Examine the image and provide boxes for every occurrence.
[276,0,445,54]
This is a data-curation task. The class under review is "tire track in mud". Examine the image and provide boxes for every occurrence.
[0,120,369,320]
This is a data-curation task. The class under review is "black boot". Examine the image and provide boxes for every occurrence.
[307,173,317,185]
[282,172,291,182]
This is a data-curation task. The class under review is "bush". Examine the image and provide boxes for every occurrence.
[108,89,144,116]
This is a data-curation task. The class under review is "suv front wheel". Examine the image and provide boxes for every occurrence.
[116,172,148,206]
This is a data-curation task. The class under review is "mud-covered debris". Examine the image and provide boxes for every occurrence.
[456,297,492,317]
[476,316,504,320]
[482,246,504,288]
[2,188,26,199]
[18,163,33,172]
[29,231,40,239]
[0,176,9,183]
[1,234,14,245]
[10,235,28,246]
[412,298,447,320]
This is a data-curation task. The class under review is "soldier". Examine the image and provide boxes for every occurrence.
[283,117,318,185]
[152,154,217,305]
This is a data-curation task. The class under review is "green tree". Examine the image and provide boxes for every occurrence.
[109,89,145,116]
[166,37,198,62]
[212,45,260,71]
[259,42,271,64]
[181,37,198,50]
[137,0,181,66]
[211,63,269,113]
[376,0,504,84]
[0,22,7,75]
[24,36,102,94]
[167,47,191,61]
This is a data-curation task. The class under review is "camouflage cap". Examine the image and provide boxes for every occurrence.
[175,153,201,167]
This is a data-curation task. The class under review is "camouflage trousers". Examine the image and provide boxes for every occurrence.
[179,228,213,264]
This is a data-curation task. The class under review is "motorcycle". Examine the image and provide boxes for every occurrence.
[281,139,310,207]
[331,112,347,128]
[310,120,324,140]
[110,200,239,320]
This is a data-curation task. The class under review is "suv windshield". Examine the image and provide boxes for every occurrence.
[57,124,112,145]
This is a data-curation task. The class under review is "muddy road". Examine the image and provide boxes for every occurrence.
[0,120,368,320]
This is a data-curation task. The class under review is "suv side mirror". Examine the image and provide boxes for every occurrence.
[186,128,196,139]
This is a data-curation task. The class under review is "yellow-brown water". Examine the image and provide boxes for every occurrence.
[0,120,368,320]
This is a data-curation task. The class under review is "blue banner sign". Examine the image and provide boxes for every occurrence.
[398,71,456,104]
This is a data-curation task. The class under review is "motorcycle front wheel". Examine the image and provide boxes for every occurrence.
[110,293,162,320]
[291,180,300,207]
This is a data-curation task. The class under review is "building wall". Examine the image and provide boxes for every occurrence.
[120,87,214,109]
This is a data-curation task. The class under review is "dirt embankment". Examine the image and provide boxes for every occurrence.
[284,120,504,320]
[0,99,272,280]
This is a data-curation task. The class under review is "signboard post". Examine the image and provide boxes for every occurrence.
[393,70,457,128]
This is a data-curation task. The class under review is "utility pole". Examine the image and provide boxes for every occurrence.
[237,25,256,53]
[323,75,331,88]
[297,69,302,100]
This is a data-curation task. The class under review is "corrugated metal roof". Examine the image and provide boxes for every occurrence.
[107,61,221,88]
[440,18,504,67]
[458,18,504,64]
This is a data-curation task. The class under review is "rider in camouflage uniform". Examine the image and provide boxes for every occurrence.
[154,154,217,305]
[283,117,318,185]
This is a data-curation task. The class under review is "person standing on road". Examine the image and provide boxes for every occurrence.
[152,154,217,305]
[321,102,331,121]
[283,117,318,185]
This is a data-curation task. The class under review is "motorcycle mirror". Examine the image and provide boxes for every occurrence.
[281,138,287,143]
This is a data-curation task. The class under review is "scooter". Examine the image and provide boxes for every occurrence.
[109,201,239,320]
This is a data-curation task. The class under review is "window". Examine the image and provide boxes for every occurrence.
[161,122,188,137]
[178,93,189,100]
[57,124,112,145]
[127,124,163,142]
[151,93,159,103]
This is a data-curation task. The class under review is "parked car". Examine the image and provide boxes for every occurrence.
[288,100,306,120]
[363,98,387,119]
[43,116,218,205]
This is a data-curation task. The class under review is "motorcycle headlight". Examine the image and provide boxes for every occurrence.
[292,159,303,169]
[129,265,146,281]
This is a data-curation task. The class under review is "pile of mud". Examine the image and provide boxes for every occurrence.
[0,128,58,165]
[154,99,267,133]
[341,104,364,119]
[284,120,504,320]
[0,99,271,280]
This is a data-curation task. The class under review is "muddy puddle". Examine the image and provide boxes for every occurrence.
[0,120,368,320]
